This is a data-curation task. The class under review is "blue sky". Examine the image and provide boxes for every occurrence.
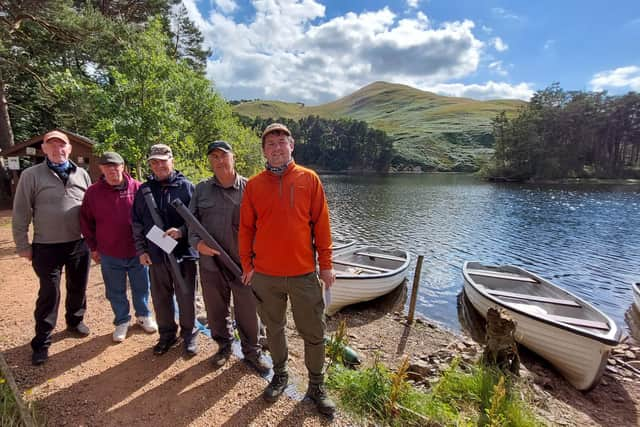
[182,0,640,104]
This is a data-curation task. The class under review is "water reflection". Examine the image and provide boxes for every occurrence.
[323,174,640,335]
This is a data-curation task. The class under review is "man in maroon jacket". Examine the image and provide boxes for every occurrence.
[80,152,157,342]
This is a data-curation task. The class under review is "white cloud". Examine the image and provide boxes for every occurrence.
[186,1,487,103]
[488,60,508,76]
[481,25,493,34]
[212,0,237,14]
[181,0,532,103]
[426,81,534,100]
[407,0,420,8]
[492,37,508,52]
[590,66,640,92]
[491,7,522,21]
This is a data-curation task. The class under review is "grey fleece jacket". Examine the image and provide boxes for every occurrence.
[12,161,91,252]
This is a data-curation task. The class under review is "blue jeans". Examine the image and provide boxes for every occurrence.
[100,254,151,326]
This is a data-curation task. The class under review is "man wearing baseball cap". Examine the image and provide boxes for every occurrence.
[189,140,270,373]
[12,129,92,365]
[131,144,199,357]
[80,151,158,343]
[239,123,337,417]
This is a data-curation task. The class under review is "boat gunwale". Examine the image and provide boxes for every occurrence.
[334,247,411,280]
[462,261,621,347]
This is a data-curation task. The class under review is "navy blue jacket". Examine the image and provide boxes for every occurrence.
[132,171,198,264]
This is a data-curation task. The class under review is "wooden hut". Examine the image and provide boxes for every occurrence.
[0,129,99,200]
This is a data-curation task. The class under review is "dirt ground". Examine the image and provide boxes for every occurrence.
[0,210,639,426]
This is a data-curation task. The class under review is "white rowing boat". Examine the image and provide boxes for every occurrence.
[326,246,410,315]
[463,261,620,390]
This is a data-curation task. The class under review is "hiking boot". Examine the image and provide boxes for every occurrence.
[112,323,129,343]
[153,336,178,355]
[263,372,289,403]
[244,353,272,375]
[136,316,158,334]
[67,321,90,336]
[210,344,232,368]
[306,383,336,418]
[32,347,48,366]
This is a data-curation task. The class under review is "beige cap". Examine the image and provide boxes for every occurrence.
[147,144,173,161]
[43,130,70,144]
[261,123,291,143]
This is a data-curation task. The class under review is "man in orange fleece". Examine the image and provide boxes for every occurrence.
[239,123,336,418]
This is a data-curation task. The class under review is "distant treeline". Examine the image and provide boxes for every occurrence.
[487,84,640,180]
[239,115,394,172]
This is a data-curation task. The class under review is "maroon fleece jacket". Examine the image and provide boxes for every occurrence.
[80,174,141,258]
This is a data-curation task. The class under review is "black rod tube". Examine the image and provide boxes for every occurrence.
[141,187,188,292]
[170,198,243,280]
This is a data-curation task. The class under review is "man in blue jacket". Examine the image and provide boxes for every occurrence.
[132,144,199,357]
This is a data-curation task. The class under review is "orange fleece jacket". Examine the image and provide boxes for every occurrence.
[239,161,333,276]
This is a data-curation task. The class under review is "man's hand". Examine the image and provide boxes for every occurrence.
[18,249,32,261]
[242,269,254,286]
[319,268,336,289]
[196,241,221,256]
[139,253,152,266]
[91,251,101,264]
[163,228,182,239]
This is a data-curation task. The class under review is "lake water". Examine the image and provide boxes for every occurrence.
[322,173,640,336]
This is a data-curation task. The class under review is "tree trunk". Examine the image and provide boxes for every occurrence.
[482,308,520,374]
[0,79,14,149]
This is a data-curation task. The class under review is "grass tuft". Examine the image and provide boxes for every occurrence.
[327,356,544,427]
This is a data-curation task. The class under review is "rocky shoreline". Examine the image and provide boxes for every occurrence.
[0,211,639,426]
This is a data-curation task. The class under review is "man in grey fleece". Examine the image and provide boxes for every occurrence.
[12,130,92,366]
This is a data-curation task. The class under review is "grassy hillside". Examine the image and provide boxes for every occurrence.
[233,81,526,171]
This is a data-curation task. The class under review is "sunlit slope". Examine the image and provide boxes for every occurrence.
[233,81,525,171]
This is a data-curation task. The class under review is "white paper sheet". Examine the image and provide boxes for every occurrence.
[145,225,178,254]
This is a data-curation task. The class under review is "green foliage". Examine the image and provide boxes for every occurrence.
[51,19,262,180]
[0,376,21,426]
[241,115,394,172]
[233,82,525,171]
[168,4,211,73]
[327,357,543,427]
[489,84,640,180]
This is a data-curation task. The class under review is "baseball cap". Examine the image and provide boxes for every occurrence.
[98,152,124,165]
[261,123,291,142]
[43,130,70,144]
[147,144,173,161]
[207,140,233,155]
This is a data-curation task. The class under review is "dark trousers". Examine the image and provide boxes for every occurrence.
[30,239,90,351]
[149,257,197,341]
[200,265,261,359]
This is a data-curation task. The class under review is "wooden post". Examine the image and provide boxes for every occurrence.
[407,255,424,324]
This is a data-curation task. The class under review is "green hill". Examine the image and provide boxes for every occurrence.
[233,81,526,171]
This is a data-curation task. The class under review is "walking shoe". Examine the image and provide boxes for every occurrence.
[184,336,198,357]
[210,344,232,368]
[136,316,158,334]
[244,353,272,375]
[32,348,48,366]
[263,372,288,403]
[67,321,90,336]
[112,323,129,343]
[305,383,336,418]
[153,336,178,355]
